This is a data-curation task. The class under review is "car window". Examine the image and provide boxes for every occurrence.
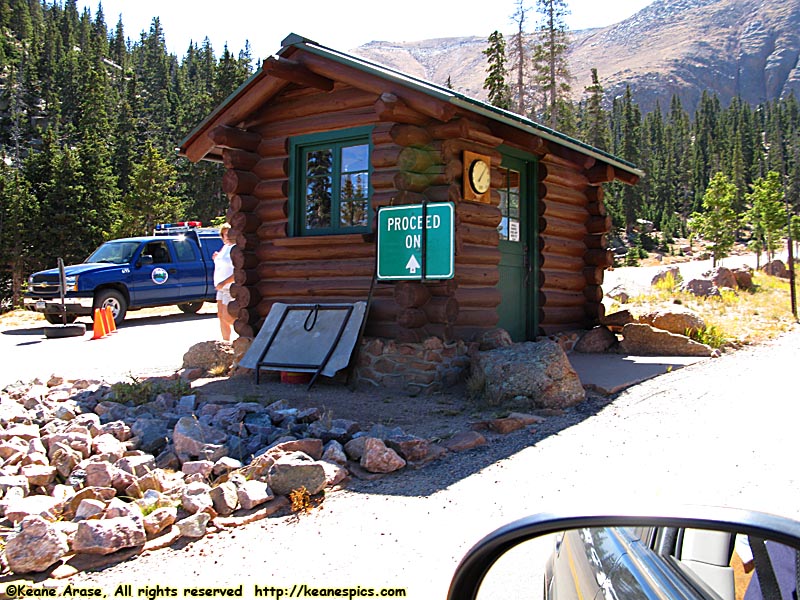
[144,241,172,264]
[173,239,198,262]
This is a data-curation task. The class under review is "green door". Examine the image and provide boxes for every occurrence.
[496,153,537,341]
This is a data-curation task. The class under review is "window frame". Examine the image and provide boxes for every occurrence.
[288,126,374,237]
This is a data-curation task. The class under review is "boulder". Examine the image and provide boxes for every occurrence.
[441,431,487,452]
[182,341,235,372]
[360,438,406,474]
[477,328,514,350]
[268,451,327,496]
[762,260,789,278]
[606,284,632,304]
[472,339,585,409]
[172,416,228,460]
[209,481,239,516]
[619,323,714,356]
[731,267,754,290]
[176,512,210,539]
[143,506,177,537]
[681,279,721,298]
[575,326,618,353]
[236,480,274,510]
[72,516,146,555]
[600,309,636,332]
[639,306,705,336]
[651,266,682,287]
[4,515,69,573]
[704,266,737,290]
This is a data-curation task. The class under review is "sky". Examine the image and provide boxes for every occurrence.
[75,0,655,61]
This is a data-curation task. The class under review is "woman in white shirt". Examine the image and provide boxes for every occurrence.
[213,223,236,341]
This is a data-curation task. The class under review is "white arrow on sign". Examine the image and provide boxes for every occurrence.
[405,255,421,274]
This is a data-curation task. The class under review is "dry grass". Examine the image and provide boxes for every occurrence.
[0,308,44,327]
[613,271,799,347]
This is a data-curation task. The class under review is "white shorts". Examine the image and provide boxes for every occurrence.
[216,287,233,306]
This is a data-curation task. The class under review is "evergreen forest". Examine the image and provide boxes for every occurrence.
[1,0,800,310]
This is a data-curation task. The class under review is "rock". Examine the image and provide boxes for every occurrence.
[606,284,631,304]
[477,328,514,350]
[182,460,214,478]
[681,278,721,298]
[209,481,239,516]
[91,433,126,463]
[176,512,210,539]
[5,495,64,524]
[763,260,789,278]
[320,460,349,486]
[131,419,170,455]
[4,515,69,573]
[651,266,682,287]
[343,437,367,461]
[704,266,737,289]
[385,435,430,462]
[507,412,546,426]
[268,438,324,461]
[601,309,636,332]
[182,341,235,372]
[639,306,705,336]
[486,417,525,434]
[181,481,215,515]
[442,431,487,452]
[72,516,146,554]
[173,416,228,460]
[732,267,754,290]
[212,456,242,477]
[268,451,327,496]
[472,339,585,409]
[236,480,274,510]
[321,440,347,466]
[360,438,406,474]
[619,323,714,356]
[74,498,106,520]
[143,506,177,537]
[115,454,156,478]
[20,464,57,487]
[575,326,618,353]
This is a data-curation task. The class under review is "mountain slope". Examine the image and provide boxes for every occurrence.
[351,0,800,114]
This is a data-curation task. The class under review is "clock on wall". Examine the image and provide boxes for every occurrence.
[462,151,492,203]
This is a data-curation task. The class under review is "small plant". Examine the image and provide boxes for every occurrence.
[110,377,191,406]
[688,324,727,349]
[290,486,311,513]
[653,272,680,293]
[465,371,486,402]
[207,363,229,377]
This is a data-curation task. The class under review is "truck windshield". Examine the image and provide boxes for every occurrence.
[86,241,141,265]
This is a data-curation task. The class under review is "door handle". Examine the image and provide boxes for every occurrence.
[168,269,177,274]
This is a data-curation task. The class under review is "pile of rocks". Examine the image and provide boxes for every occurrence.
[0,374,479,575]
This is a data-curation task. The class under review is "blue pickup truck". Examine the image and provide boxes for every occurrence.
[24,224,224,326]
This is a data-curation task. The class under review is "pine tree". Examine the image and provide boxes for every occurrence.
[506,0,532,115]
[688,172,739,267]
[531,0,571,129]
[746,171,787,262]
[482,31,511,110]
[581,68,610,151]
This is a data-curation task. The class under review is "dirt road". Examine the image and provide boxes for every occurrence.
[42,326,799,599]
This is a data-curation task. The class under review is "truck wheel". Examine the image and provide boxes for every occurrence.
[94,290,127,326]
[178,301,204,314]
[44,314,77,325]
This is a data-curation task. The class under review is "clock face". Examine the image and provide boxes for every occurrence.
[469,159,491,194]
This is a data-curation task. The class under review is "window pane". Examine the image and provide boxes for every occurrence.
[173,239,198,262]
[340,173,369,227]
[305,149,333,230]
[341,144,369,172]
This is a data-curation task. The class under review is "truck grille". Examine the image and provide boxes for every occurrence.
[29,275,61,297]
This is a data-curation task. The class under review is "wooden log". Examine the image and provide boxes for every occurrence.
[429,118,504,146]
[372,168,399,190]
[230,284,260,308]
[254,87,372,124]
[397,146,437,173]
[540,269,587,291]
[587,201,607,218]
[397,307,428,329]
[230,194,259,213]
[489,121,548,155]
[257,136,289,158]
[229,211,260,233]
[546,145,596,171]
[425,280,458,297]
[222,148,260,171]
[372,123,395,146]
[390,124,433,148]
[222,169,259,195]
[456,202,502,228]
[584,249,614,267]
[455,243,501,266]
[454,286,502,308]
[374,93,429,126]
[445,158,462,182]
[585,302,605,322]
[539,289,585,307]
[368,297,399,322]
[540,163,589,191]
[586,186,604,204]
[586,215,612,234]
[584,285,604,303]
[456,308,499,327]
[542,305,588,324]
[539,199,588,222]
[540,234,586,258]
[371,145,404,169]
[584,266,605,286]
[372,190,426,208]
[209,125,261,151]
[233,320,254,340]
[364,321,422,342]
[587,164,616,184]
[394,170,446,192]
[253,157,288,180]
[257,258,374,279]
[255,198,288,222]
[456,265,500,286]
[394,281,431,308]
[584,234,608,250]
[234,268,261,287]
[422,296,458,324]
[231,247,259,270]
[254,179,289,200]
[540,253,584,272]
[263,55,335,90]
[424,184,460,203]
[256,235,373,262]
[612,166,640,186]
[233,231,260,251]
[440,139,503,163]
[252,109,378,139]
[256,221,288,241]
[422,323,455,342]
[539,183,588,208]
[457,223,500,248]
[539,216,587,241]
[257,278,373,298]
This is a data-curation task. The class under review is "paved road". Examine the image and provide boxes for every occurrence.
[60,326,800,598]
[0,305,222,388]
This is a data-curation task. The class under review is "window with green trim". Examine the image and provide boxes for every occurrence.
[293,132,371,235]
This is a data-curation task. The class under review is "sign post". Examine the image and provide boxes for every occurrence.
[376,202,455,281]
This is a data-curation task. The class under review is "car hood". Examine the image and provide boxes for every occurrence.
[35,263,122,277]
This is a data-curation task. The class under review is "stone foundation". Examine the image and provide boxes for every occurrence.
[354,337,475,395]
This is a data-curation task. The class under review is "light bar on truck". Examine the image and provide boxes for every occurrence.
[154,221,203,234]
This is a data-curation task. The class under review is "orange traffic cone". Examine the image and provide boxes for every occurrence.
[104,306,117,333]
[90,308,107,340]
[100,306,113,336]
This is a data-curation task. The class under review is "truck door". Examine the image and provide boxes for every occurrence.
[171,238,207,299]
[130,241,183,305]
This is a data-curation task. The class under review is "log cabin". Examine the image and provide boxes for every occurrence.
[179,33,642,368]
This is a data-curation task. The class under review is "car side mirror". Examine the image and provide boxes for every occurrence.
[138,254,153,267]
[448,508,800,600]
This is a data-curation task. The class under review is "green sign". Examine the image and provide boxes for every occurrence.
[376,202,455,280]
